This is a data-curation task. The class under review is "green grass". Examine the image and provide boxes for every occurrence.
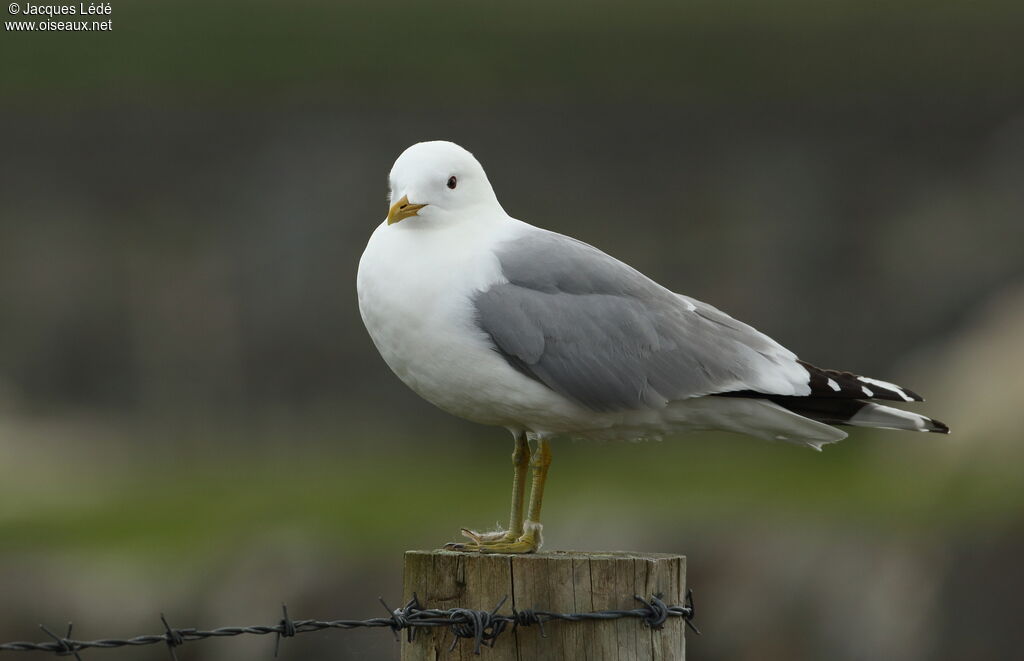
[1,431,1018,564]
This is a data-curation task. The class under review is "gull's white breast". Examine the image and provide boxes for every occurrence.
[356,216,577,430]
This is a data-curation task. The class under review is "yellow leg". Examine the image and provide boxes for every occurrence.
[445,437,552,554]
[524,438,551,528]
[507,433,530,537]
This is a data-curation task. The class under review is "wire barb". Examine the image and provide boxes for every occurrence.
[273,604,296,658]
[683,589,701,635]
[2,592,699,657]
[511,608,546,638]
[160,613,185,661]
[38,623,80,661]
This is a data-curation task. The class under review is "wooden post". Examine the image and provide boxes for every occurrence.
[402,550,686,660]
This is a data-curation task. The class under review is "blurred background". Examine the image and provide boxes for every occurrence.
[1,1,1023,659]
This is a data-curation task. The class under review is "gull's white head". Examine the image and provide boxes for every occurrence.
[386,141,501,226]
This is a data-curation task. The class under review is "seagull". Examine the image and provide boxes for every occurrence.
[357,140,949,554]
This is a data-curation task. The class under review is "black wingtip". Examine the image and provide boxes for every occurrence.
[797,361,926,403]
[927,418,950,434]
[902,387,925,402]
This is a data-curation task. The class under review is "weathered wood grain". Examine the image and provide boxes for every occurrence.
[402,550,686,661]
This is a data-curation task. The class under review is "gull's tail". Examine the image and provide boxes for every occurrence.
[717,360,950,436]
[762,396,949,434]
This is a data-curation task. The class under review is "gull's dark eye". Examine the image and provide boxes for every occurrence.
[447,176,457,190]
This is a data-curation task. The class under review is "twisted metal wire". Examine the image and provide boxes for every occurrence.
[0,590,697,658]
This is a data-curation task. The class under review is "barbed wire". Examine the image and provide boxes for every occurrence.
[0,591,697,658]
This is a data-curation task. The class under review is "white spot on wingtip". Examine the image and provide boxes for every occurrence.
[861,385,874,397]
[827,378,841,392]
[858,376,914,402]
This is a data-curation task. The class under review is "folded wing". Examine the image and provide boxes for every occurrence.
[474,229,812,412]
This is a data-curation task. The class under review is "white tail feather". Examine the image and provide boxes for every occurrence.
[847,403,948,433]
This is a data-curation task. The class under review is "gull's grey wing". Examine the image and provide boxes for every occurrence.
[473,229,812,412]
